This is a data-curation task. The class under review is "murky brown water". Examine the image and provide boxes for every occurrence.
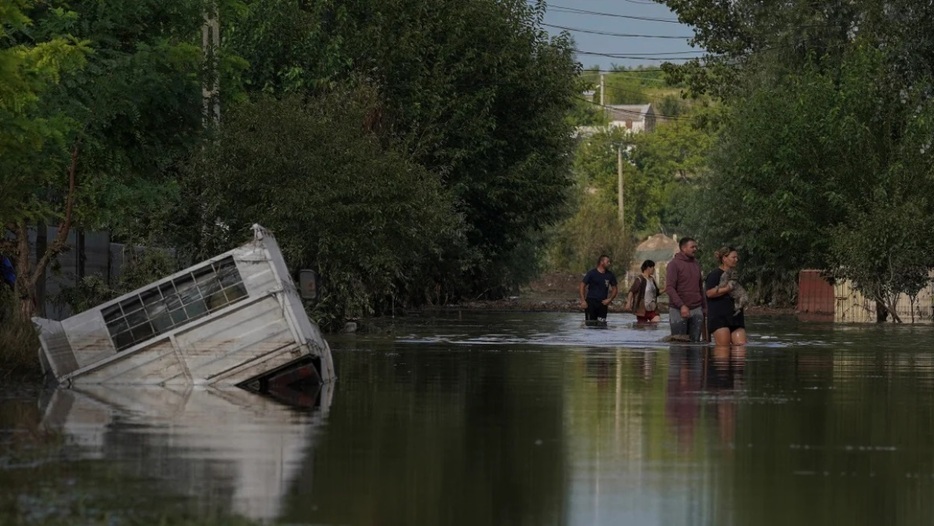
[3,311,934,525]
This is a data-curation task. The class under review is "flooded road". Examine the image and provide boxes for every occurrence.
[3,311,934,525]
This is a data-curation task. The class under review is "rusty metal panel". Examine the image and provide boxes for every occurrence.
[797,270,835,315]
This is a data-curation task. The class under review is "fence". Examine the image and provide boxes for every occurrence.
[798,269,934,323]
[23,227,176,320]
[833,275,934,324]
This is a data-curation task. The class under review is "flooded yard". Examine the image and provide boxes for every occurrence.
[2,311,934,525]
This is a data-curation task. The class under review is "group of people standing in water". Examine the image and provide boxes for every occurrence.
[578,237,747,346]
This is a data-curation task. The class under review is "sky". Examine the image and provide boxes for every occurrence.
[540,0,705,70]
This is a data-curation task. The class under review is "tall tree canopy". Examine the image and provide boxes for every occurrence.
[663,0,934,312]
[2,0,208,319]
[185,90,460,328]
[223,0,580,298]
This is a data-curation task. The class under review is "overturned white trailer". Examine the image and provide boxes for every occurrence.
[34,224,335,389]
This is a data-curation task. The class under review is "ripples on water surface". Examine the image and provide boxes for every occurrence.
[2,311,934,525]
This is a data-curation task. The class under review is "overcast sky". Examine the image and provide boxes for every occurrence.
[540,0,704,70]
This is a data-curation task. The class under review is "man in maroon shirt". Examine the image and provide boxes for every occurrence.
[665,237,707,342]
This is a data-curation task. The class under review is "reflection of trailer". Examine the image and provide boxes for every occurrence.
[34,224,335,388]
[40,384,332,522]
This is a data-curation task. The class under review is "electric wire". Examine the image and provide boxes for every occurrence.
[542,23,693,39]
[548,4,682,24]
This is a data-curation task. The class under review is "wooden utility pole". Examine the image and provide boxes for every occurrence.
[600,73,606,106]
[202,1,220,127]
[617,146,624,228]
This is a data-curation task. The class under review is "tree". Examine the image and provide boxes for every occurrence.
[628,112,714,234]
[1,0,211,320]
[693,44,934,308]
[183,90,461,329]
[1,2,90,320]
[224,0,580,298]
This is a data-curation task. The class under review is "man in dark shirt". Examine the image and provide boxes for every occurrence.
[579,255,618,326]
[665,237,706,342]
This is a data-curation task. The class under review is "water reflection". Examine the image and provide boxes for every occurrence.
[38,384,331,522]
[5,313,934,525]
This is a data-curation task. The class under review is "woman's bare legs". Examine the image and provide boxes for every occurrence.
[712,327,732,347]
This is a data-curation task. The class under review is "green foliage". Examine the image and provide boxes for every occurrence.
[2,0,205,231]
[661,0,859,98]
[48,0,207,235]
[545,192,634,274]
[689,43,934,308]
[581,66,672,106]
[829,193,934,321]
[225,0,580,299]
[656,94,687,119]
[568,96,607,127]
[568,111,715,240]
[2,0,210,322]
[183,89,460,329]
[0,2,91,225]
[629,113,714,234]
[222,0,343,94]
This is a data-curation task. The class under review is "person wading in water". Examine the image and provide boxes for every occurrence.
[579,255,618,326]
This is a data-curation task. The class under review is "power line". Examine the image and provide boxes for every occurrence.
[575,49,705,61]
[542,23,693,39]
[548,4,682,24]
[582,49,706,56]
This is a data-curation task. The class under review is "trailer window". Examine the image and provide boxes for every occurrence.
[103,256,248,351]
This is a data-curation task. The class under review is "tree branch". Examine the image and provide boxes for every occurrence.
[30,141,79,289]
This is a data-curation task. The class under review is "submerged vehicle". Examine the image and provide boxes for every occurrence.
[33,224,334,390]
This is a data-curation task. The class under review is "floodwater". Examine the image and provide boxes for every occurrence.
[3,311,934,525]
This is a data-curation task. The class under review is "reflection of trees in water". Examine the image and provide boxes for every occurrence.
[288,348,568,525]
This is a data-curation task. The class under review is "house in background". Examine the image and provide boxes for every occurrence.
[574,103,657,139]
[606,104,656,133]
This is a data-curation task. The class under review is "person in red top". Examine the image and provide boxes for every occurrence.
[665,237,707,342]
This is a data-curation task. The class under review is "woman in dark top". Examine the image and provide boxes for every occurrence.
[705,246,748,346]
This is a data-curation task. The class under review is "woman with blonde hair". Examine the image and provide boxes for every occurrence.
[705,246,748,346]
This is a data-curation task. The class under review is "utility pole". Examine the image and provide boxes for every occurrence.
[600,73,606,106]
[202,1,220,127]
[618,146,624,229]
